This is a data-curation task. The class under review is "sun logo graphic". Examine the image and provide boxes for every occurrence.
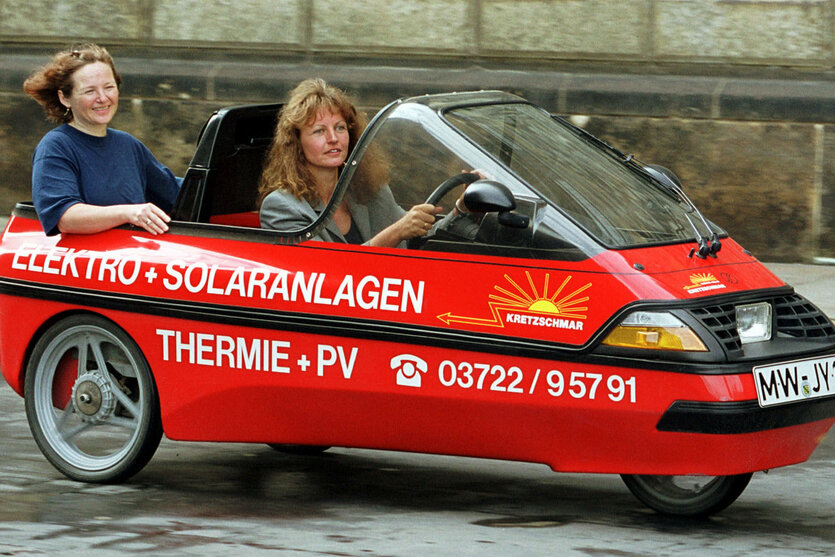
[683,272,726,294]
[437,271,591,331]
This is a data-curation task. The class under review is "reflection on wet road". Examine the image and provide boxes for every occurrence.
[1,383,833,556]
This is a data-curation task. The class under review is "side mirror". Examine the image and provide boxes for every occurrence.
[463,180,529,229]
[644,164,683,191]
[462,180,516,213]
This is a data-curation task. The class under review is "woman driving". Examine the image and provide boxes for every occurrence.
[258,78,441,247]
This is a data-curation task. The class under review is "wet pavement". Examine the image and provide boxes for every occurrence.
[1,380,833,556]
[1,373,833,557]
[0,263,833,556]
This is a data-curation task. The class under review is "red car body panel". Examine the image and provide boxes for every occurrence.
[1,211,830,477]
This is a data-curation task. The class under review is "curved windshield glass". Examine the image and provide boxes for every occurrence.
[444,103,719,249]
[345,102,603,259]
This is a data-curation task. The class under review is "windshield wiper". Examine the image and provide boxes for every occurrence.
[642,164,721,259]
[559,115,721,257]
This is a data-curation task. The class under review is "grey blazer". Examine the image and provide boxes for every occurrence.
[260,185,407,246]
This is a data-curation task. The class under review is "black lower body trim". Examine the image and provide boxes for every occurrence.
[657,397,835,434]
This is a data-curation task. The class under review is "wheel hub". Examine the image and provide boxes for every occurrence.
[72,372,116,424]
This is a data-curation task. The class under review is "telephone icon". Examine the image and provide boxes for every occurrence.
[390,354,428,388]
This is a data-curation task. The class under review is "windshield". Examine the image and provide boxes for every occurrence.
[444,103,717,249]
[345,101,603,260]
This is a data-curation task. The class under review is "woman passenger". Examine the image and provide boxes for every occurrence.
[24,43,181,236]
[258,78,440,247]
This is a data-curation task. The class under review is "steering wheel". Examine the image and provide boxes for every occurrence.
[408,172,481,249]
[425,172,481,206]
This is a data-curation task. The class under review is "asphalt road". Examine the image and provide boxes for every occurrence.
[1,263,834,556]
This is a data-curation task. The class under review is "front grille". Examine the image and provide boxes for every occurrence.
[690,303,742,353]
[772,294,835,338]
[689,294,835,355]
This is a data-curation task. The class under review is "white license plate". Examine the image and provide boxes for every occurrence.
[753,354,835,407]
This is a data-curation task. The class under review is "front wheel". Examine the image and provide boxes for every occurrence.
[24,315,163,483]
[620,473,752,517]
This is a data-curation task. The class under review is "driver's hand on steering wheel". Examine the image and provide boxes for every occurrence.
[453,168,492,216]
[401,203,443,239]
[468,168,492,180]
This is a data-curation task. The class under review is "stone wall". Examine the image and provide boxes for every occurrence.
[2,1,833,67]
[1,0,834,262]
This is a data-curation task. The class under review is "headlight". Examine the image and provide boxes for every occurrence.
[736,302,772,344]
[602,311,708,351]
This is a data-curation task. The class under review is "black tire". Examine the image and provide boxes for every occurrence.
[24,314,163,483]
[268,444,330,455]
[620,473,753,518]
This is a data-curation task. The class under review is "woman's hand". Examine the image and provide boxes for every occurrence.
[57,202,171,235]
[369,203,442,248]
[129,203,171,235]
[398,203,442,239]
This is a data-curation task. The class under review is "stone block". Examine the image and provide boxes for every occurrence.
[0,97,54,215]
[312,0,470,50]
[211,61,303,102]
[655,0,831,63]
[563,74,715,118]
[0,0,142,39]
[820,125,835,258]
[481,0,646,55]
[151,0,301,44]
[117,58,213,102]
[0,54,50,92]
[719,78,835,124]
[584,116,818,261]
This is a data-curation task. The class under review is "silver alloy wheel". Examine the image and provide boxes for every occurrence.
[25,315,162,482]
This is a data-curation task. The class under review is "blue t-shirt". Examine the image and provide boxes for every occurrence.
[32,124,182,236]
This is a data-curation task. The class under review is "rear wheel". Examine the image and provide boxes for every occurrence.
[620,473,752,517]
[24,315,162,483]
